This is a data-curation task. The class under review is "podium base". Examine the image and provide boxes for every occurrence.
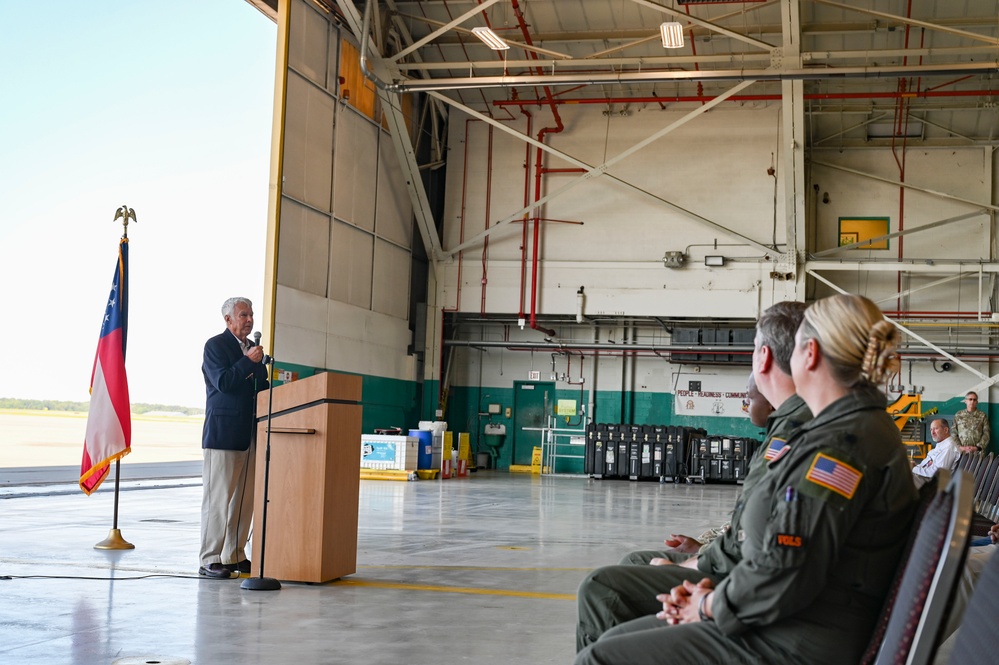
[241,576,281,591]
[94,528,135,550]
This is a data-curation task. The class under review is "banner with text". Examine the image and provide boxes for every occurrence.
[674,390,749,418]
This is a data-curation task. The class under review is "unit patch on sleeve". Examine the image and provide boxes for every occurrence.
[804,452,863,500]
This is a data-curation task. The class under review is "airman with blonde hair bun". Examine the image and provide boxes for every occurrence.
[797,294,900,388]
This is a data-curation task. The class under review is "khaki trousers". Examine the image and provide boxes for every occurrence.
[200,443,255,566]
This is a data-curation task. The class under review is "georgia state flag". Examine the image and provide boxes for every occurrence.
[80,239,132,495]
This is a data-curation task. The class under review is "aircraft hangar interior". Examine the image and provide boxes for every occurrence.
[5,2,999,664]
[258,0,999,470]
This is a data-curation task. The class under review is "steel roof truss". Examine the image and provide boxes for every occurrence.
[392,0,504,62]
[432,80,777,258]
[807,269,991,383]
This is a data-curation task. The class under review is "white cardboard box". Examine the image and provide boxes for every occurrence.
[360,435,419,471]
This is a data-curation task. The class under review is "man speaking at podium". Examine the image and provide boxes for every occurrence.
[199,297,269,579]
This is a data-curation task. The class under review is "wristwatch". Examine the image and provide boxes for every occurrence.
[698,592,714,622]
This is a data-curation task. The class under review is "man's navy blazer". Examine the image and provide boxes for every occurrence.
[201,330,269,451]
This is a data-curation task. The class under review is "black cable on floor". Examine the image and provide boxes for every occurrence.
[1,573,211,580]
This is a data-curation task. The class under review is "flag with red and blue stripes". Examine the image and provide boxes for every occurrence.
[80,238,131,495]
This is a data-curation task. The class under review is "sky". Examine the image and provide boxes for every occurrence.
[0,1,277,408]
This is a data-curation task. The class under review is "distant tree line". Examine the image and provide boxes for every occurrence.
[0,398,204,416]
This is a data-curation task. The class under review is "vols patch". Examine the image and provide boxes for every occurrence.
[775,533,804,548]
[804,452,862,500]
[764,437,790,462]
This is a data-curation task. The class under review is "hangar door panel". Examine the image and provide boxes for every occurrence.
[267,0,415,375]
[372,240,410,319]
[333,109,378,232]
[283,70,334,211]
[277,198,330,297]
[330,219,373,308]
[287,0,332,88]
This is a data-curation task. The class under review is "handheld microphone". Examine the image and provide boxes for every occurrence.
[251,331,272,364]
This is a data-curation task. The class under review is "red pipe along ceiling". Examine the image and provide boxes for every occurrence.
[511,0,560,338]
[492,89,999,107]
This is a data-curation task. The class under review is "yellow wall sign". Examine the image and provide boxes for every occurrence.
[838,217,890,250]
[556,399,577,416]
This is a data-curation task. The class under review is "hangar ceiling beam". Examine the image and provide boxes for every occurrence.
[807,269,993,383]
[383,61,999,93]
[779,0,805,295]
[814,0,999,47]
[812,161,999,214]
[811,209,990,258]
[871,274,966,307]
[383,0,448,123]
[391,0,504,62]
[429,81,779,259]
[806,261,999,274]
[628,0,775,51]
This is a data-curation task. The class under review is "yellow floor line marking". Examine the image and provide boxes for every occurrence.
[333,578,575,601]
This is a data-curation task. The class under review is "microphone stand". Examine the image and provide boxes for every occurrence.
[242,354,281,591]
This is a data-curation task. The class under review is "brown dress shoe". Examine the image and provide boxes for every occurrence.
[198,563,235,579]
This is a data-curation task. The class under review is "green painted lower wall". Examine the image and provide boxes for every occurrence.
[444,386,769,474]
[268,361,423,435]
[263,365,997,474]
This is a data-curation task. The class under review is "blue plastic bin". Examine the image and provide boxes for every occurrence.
[409,429,434,470]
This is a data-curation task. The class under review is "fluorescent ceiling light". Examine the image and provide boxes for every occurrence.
[472,26,510,51]
[660,22,685,49]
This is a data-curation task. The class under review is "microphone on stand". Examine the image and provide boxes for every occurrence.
[251,331,272,364]
[242,332,280,592]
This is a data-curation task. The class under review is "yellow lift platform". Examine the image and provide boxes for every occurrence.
[887,387,938,461]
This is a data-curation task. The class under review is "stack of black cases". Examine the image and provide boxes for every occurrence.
[585,423,757,483]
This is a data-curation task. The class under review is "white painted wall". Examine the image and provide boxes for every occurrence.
[440,104,803,319]
[810,147,994,308]
[436,103,997,403]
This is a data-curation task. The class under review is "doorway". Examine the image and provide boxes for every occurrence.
[512,381,555,466]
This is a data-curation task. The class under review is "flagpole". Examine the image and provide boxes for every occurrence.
[95,459,134,550]
[94,206,137,551]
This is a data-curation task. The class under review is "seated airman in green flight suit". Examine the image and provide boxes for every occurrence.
[575,294,919,665]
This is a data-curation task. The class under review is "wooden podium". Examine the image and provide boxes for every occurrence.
[251,372,362,583]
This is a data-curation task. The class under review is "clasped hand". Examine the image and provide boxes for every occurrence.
[656,578,714,625]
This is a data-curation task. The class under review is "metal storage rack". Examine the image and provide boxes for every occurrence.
[540,415,587,476]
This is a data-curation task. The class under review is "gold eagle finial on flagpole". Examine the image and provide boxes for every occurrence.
[113,205,137,238]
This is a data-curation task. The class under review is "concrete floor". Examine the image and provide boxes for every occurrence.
[0,466,739,665]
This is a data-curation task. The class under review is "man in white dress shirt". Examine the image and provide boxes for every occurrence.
[912,418,960,488]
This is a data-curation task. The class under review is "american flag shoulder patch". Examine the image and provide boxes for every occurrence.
[805,452,863,500]
[764,437,789,461]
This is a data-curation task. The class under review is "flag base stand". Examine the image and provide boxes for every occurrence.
[94,528,135,550]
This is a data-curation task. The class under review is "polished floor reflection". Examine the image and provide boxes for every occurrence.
[1,468,739,665]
